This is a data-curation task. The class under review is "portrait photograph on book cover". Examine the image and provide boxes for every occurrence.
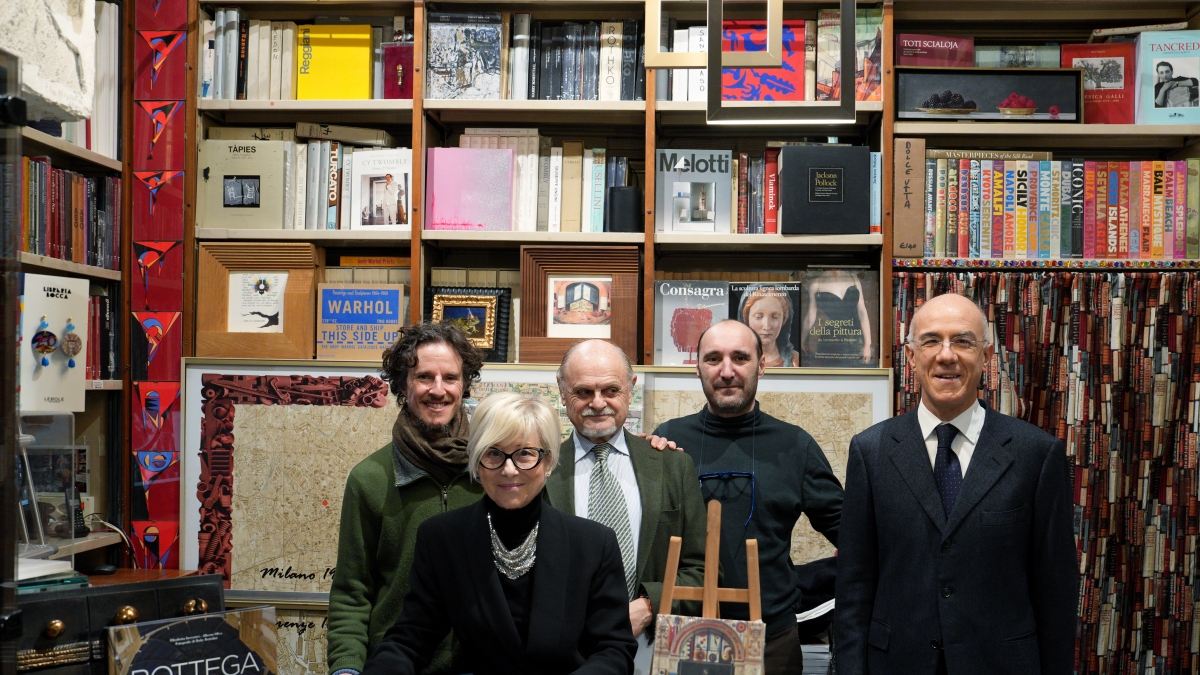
[548,275,612,339]
[730,282,802,368]
[1152,57,1200,109]
[798,269,879,368]
[359,171,408,226]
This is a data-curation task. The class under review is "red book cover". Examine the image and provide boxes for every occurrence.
[1095,162,1107,258]
[958,158,970,257]
[737,152,748,233]
[1117,162,1130,258]
[722,20,806,101]
[1084,161,1096,258]
[1060,42,1135,125]
[382,42,415,99]
[764,148,779,233]
[896,33,974,67]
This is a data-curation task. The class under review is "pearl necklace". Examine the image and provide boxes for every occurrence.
[487,512,538,579]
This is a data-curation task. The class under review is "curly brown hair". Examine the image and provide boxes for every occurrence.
[380,322,485,401]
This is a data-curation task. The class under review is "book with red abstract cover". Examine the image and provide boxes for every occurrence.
[721,20,806,101]
[1060,42,1135,124]
[896,33,974,67]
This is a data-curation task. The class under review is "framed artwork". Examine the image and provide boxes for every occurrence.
[896,66,1084,122]
[425,286,511,362]
[195,243,323,359]
[519,246,639,364]
[651,615,766,675]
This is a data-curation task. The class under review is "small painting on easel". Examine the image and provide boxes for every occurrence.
[650,615,766,675]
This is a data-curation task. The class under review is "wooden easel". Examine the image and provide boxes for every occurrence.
[659,500,762,621]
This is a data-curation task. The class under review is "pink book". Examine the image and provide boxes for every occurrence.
[1176,160,1188,259]
[425,147,514,231]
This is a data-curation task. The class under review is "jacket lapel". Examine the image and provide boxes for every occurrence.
[942,408,1015,538]
[887,410,948,534]
[626,430,662,583]
[464,500,527,667]
[544,437,576,513]
[526,503,570,662]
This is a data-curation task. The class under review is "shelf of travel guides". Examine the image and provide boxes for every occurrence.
[21,127,123,173]
[18,252,123,281]
[892,122,1200,149]
[891,258,1200,270]
[194,228,412,245]
[424,99,647,126]
[654,232,883,251]
[421,230,646,248]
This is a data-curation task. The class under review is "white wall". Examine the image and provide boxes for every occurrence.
[0,0,96,121]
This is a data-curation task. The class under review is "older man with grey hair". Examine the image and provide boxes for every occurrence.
[543,339,708,675]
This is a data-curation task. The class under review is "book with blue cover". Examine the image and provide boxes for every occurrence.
[1136,30,1200,124]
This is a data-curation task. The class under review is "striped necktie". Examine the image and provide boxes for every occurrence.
[588,443,637,600]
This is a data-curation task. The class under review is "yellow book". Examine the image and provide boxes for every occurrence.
[296,25,372,100]
[339,255,410,267]
[560,141,584,232]
[1015,160,1028,259]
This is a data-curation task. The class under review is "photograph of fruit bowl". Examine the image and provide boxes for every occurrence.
[896,66,1084,122]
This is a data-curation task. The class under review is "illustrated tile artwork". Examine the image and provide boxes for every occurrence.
[132,171,185,240]
[132,101,185,169]
[136,0,186,30]
[131,311,183,381]
[132,381,182,452]
[133,241,183,310]
[132,520,181,569]
[135,31,186,100]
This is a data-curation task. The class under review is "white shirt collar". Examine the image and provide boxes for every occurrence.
[917,399,985,446]
[573,428,630,463]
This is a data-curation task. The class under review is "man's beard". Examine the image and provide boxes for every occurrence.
[703,376,758,415]
[406,400,455,438]
[580,406,620,440]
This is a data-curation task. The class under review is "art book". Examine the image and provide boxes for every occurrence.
[1061,42,1136,124]
[426,12,503,99]
[425,147,514,230]
[777,144,870,235]
[721,20,806,101]
[654,149,734,233]
[295,24,372,99]
[348,148,412,230]
[896,33,974,67]
[196,139,294,230]
[317,283,406,360]
[797,268,879,368]
[654,281,728,365]
[729,282,802,367]
[1135,30,1200,124]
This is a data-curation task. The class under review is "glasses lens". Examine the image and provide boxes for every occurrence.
[513,448,542,469]
[481,449,505,469]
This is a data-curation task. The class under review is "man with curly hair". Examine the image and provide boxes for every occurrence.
[328,322,485,675]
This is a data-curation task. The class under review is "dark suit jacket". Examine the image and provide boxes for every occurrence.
[834,404,1078,675]
[544,430,708,615]
[362,499,637,675]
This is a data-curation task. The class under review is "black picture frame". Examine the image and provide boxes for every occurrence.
[424,286,511,362]
[896,66,1085,123]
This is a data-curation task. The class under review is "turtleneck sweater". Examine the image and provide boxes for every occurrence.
[483,495,540,645]
[652,402,844,636]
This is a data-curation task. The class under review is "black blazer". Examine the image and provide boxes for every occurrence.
[834,404,1078,675]
[362,499,637,675]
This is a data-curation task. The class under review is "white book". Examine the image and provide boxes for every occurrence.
[293,146,308,229]
[582,149,594,227]
[258,19,272,100]
[213,9,226,100]
[549,147,564,232]
[201,19,216,99]
[522,135,537,230]
[283,141,296,229]
[372,26,384,99]
[804,20,816,101]
[305,141,321,229]
[246,20,260,100]
[672,29,689,102]
[197,140,290,229]
[502,136,520,230]
[688,26,707,102]
[223,9,239,100]
[269,22,283,100]
[348,148,413,230]
[464,127,539,136]
[340,147,356,229]
[281,22,296,99]
[600,22,623,101]
[511,14,531,101]
[318,141,332,228]
[591,148,606,232]
[470,136,482,149]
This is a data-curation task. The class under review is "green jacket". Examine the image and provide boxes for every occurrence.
[327,443,484,675]
[542,430,708,618]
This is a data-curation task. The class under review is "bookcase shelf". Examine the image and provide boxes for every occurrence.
[654,232,883,251]
[893,122,1200,149]
[46,531,124,560]
[195,228,411,245]
[657,100,882,127]
[891,258,1200,270]
[425,99,647,126]
[18,252,122,281]
[893,1,1190,24]
[21,127,122,173]
[198,99,414,125]
[422,230,645,248]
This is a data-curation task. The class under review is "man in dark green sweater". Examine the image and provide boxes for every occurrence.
[328,323,485,675]
[652,320,844,675]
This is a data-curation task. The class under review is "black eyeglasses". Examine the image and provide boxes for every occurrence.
[479,447,547,471]
[698,471,757,528]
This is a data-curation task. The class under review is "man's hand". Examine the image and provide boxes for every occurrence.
[636,433,685,452]
[629,598,653,635]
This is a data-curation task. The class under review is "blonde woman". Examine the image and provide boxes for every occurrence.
[363,392,637,675]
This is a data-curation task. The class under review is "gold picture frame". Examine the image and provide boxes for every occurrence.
[431,293,499,350]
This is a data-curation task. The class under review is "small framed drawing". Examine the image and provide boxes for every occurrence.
[195,242,324,359]
[519,245,639,364]
[896,66,1084,122]
[426,286,512,362]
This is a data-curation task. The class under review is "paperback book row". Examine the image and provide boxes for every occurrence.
[426,13,648,101]
[655,146,881,235]
[84,293,117,381]
[909,149,1200,260]
[199,9,415,100]
[18,158,122,270]
[665,9,881,104]
[197,123,410,232]
[893,270,1199,674]
[654,270,880,368]
[429,134,636,233]
[898,29,1200,124]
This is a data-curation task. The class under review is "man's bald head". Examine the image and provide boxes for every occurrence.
[557,339,633,385]
[697,319,763,360]
[906,294,989,345]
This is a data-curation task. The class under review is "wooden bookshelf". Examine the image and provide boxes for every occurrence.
[893,122,1200,148]
[21,127,123,173]
[425,99,647,125]
[18,252,123,281]
[654,232,883,251]
[195,228,411,245]
[423,230,645,248]
[47,531,124,560]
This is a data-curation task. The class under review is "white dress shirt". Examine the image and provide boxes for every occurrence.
[572,430,642,561]
[917,400,986,477]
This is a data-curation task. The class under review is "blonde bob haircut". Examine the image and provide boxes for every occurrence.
[467,392,562,481]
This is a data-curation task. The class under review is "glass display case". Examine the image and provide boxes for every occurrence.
[16,413,86,587]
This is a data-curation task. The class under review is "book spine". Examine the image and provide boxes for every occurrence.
[924,150,1053,160]
[969,159,980,258]
[1120,162,1132,258]
[549,147,563,232]
[979,159,991,259]
[537,136,551,231]
[1140,162,1153,259]
[1027,160,1039,258]
[945,160,958,256]
[539,27,554,100]
[591,148,606,231]
[327,142,341,229]
[1094,162,1107,258]
[236,18,249,100]
[1152,160,1164,258]
[281,23,296,100]
[1084,161,1096,258]
[269,22,283,100]
[246,20,260,100]
[1003,161,1015,259]
[957,158,969,257]
[924,159,936,257]
[737,152,749,234]
[686,26,706,102]
[338,147,353,231]
[1189,158,1200,259]
[580,148,593,228]
[1060,161,1072,259]
[804,19,816,101]
[935,158,947,257]
[528,21,542,100]
[1163,160,1174,259]
[634,21,646,101]
[1049,161,1061,258]
[765,148,779,234]
[1106,161,1119,258]
[622,19,638,101]
[213,9,226,100]
[201,19,216,99]
[1175,160,1188,258]
[871,151,881,235]
[1038,160,1051,259]
[991,161,1005,259]
[512,14,531,101]
[294,145,308,230]
[1015,160,1028,259]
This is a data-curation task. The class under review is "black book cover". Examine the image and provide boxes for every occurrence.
[582,22,599,101]
[778,145,870,235]
[551,27,564,100]
[729,282,803,367]
[797,269,880,368]
[748,157,763,233]
[620,18,637,100]
[528,21,542,99]
[539,26,554,100]
[633,20,646,101]
[100,294,113,380]
[667,18,676,98]
[87,177,96,266]
[564,23,582,100]
[236,18,249,100]
[1071,159,1085,258]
